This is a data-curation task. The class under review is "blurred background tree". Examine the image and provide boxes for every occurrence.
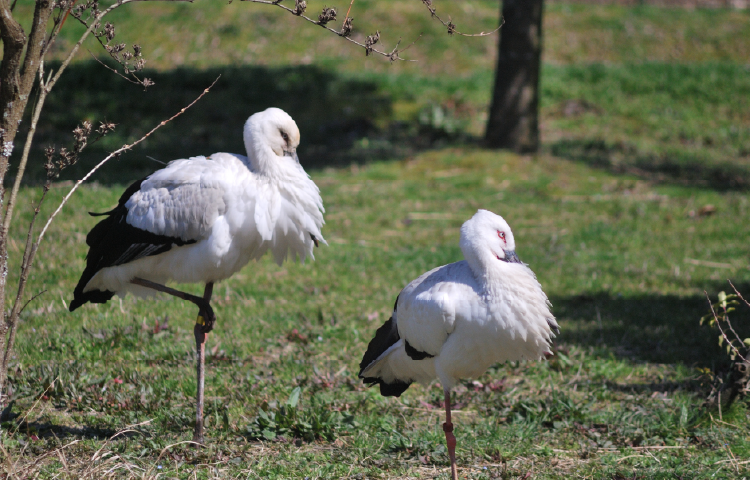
[485,0,544,153]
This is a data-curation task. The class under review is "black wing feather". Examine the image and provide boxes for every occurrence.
[404,340,434,360]
[69,177,196,312]
[358,295,413,397]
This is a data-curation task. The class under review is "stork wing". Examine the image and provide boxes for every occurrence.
[396,261,478,358]
[69,157,232,311]
[124,157,228,242]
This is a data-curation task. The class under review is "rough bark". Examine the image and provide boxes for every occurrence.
[0,0,55,399]
[0,1,54,183]
[485,0,544,153]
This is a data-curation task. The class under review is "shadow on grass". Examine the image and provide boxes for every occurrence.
[12,286,749,440]
[550,138,750,191]
[19,421,123,440]
[15,61,462,186]
[553,282,750,368]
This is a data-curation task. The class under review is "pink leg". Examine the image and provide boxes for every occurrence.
[193,282,213,444]
[443,387,458,480]
[130,278,215,444]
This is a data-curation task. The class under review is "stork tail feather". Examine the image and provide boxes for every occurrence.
[358,314,413,397]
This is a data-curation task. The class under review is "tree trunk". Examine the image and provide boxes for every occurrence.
[485,0,543,153]
[0,0,55,402]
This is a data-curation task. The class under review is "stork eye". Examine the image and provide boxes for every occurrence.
[497,230,506,240]
[280,130,289,143]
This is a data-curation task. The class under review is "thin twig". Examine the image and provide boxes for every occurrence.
[5,184,51,370]
[11,377,58,436]
[728,280,750,309]
[343,0,355,23]
[705,291,747,363]
[46,0,193,95]
[36,76,220,245]
[18,289,47,315]
[727,280,750,347]
[86,29,151,88]
[724,311,747,352]
[4,0,193,239]
[710,413,740,474]
[41,0,77,60]
[242,0,415,61]
[417,0,503,37]
[90,419,153,463]
[86,49,145,86]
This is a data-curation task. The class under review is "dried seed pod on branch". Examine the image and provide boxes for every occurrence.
[340,16,353,37]
[318,6,337,26]
[364,31,380,56]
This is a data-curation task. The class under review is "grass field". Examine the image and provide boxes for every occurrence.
[2,1,750,478]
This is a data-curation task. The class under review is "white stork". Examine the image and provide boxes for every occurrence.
[359,209,558,480]
[70,107,326,443]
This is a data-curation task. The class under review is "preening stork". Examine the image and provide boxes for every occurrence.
[359,209,558,480]
[70,107,326,443]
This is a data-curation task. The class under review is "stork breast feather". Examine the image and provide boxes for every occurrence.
[253,184,281,242]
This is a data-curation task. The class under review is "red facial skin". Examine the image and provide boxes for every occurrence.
[496,230,506,260]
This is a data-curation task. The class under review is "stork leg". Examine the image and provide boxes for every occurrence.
[443,387,458,480]
[193,282,213,444]
[130,277,216,444]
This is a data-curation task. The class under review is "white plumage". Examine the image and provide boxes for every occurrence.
[69,107,325,443]
[359,209,557,480]
[70,107,326,308]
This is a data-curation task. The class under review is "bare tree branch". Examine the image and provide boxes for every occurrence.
[0,2,197,394]
[36,76,219,245]
[2,65,50,235]
[418,0,503,37]
[0,77,218,380]
[86,49,147,86]
[46,0,194,96]
[242,0,415,61]
[3,0,194,241]
[705,290,747,363]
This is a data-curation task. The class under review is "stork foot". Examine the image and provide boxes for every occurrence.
[196,300,216,334]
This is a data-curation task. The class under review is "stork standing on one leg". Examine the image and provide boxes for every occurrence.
[69,108,326,443]
[359,209,558,480]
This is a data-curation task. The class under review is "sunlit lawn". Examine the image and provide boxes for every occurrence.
[2,1,750,478]
[4,147,749,478]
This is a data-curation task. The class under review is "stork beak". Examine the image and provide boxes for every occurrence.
[503,249,522,264]
[284,150,299,163]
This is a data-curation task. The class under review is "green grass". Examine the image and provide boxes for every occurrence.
[10,2,748,188]
[2,1,750,478]
[17,62,750,190]
[4,150,750,478]
[14,1,750,72]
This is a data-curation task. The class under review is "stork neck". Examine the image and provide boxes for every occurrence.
[244,122,284,179]
[246,144,291,180]
[464,253,509,297]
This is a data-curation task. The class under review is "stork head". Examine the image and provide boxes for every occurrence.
[244,108,301,169]
[460,209,522,273]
